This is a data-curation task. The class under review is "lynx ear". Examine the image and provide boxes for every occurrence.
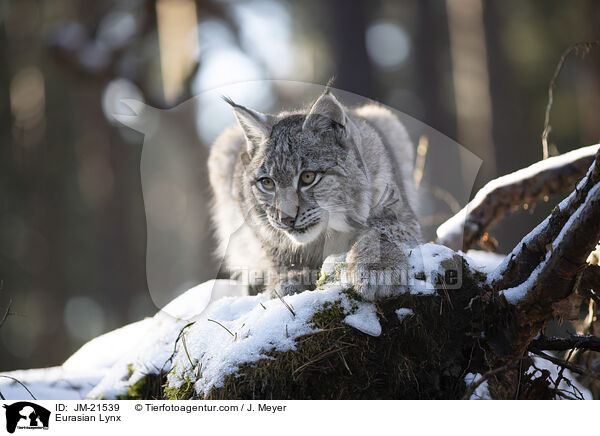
[302,91,347,131]
[223,97,274,153]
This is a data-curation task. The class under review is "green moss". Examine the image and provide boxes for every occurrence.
[163,377,196,400]
[311,299,348,329]
[117,372,165,400]
[315,261,348,289]
[341,287,362,305]
[315,272,330,288]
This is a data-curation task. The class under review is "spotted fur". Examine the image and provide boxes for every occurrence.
[208,90,421,300]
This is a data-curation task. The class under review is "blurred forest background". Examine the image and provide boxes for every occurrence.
[1,0,600,371]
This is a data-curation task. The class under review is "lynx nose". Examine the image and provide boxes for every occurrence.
[279,212,296,228]
[276,187,298,228]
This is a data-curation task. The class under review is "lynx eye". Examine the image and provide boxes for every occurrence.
[300,171,316,186]
[258,177,275,192]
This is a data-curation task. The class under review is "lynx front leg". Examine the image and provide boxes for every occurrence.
[346,224,419,300]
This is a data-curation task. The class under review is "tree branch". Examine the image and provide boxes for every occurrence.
[0,300,12,329]
[491,148,600,356]
[492,147,600,292]
[461,358,526,400]
[578,264,600,296]
[528,350,599,380]
[436,144,599,251]
[541,42,600,159]
[529,335,600,353]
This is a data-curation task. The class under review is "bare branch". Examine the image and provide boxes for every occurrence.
[492,147,600,292]
[436,144,599,251]
[0,300,12,330]
[542,41,600,159]
[0,376,37,400]
[530,335,600,353]
[491,149,600,356]
[528,350,600,380]
[461,358,525,400]
[578,264,600,296]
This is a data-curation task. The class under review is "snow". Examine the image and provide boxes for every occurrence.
[6,259,437,400]
[436,208,469,248]
[551,182,600,253]
[500,264,543,304]
[530,355,593,400]
[87,280,247,398]
[161,280,249,320]
[464,250,506,274]
[406,243,458,294]
[83,313,189,399]
[464,372,490,400]
[72,268,387,398]
[164,246,466,396]
[0,367,104,400]
[344,303,382,336]
[64,318,154,371]
[0,317,159,400]
[0,280,249,400]
[167,283,374,396]
[395,308,414,320]
[437,144,599,247]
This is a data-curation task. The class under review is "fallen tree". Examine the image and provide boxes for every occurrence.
[2,145,599,401]
[152,144,600,400]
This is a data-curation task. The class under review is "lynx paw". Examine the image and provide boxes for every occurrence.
[346,257,408,301]
[347,261,405,301]
[346,231,409,300]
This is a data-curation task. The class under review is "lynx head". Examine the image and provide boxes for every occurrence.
[226,90,370,245]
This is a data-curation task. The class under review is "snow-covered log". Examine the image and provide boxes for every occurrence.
[3,147,600,400]
[2,250,509,400]
[437,144,599,251]
[488,147,600,364]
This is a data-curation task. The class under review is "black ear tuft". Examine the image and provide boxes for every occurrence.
[223,96,275,154]
[324,76,336,94]
[302,91,346,132]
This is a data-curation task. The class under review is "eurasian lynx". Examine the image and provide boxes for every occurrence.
[208,87,421,300]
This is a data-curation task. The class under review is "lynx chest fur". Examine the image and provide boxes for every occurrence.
[208,90,421,300]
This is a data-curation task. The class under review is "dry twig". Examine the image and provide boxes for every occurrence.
[542,41,600,159]
[0,375,37,400]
